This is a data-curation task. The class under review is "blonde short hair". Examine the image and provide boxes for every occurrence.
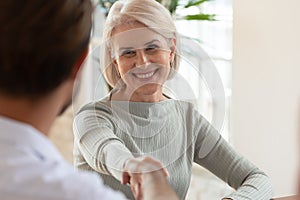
[101,0,180,87]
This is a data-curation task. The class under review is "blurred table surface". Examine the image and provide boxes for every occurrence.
[273,196,299,200]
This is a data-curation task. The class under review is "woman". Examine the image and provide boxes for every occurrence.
[73,0,273,199]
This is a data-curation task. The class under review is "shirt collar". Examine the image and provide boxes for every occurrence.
[0,115,63,161]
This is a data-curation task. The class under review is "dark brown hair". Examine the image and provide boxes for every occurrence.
[0,0,93,98]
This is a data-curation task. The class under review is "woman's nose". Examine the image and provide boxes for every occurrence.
[136,50,149,67]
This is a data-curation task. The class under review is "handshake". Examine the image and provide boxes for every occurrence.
[121,156,179,200]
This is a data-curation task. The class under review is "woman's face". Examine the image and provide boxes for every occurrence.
[111,22,175,96]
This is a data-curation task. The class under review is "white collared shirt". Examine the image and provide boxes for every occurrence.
[0,116,126,200]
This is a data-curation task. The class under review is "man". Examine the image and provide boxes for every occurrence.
[0,1,178,200]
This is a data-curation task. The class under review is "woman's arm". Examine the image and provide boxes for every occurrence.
[73,104,134,181]
[193,114,273,199]
[73,103,178,199]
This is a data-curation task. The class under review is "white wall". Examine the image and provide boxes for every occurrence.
[232,0,300,197]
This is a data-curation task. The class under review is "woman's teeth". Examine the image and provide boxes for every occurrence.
[135,71,155,79]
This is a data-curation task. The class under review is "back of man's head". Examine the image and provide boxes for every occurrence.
[0,0,93,98]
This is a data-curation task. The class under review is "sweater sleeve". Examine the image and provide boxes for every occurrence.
[73,103,134,182]
[192,112,273,199]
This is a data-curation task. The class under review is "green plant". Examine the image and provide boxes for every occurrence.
[98,0,216,21]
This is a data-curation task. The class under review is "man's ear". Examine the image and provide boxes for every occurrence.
[71,48,89,79]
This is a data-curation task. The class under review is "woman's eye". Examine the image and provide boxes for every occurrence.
[121,50,136,57]
[145,44,159,52]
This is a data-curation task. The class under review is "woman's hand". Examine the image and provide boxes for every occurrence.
[121,156,177,200]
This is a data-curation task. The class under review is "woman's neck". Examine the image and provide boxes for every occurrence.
[111,87,168,102]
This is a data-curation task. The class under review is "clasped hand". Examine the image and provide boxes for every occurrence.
[121,156,178,200]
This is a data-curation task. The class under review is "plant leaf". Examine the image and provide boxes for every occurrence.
[185,0,212,8]
[169,0,179,14]
[183,14,216,21]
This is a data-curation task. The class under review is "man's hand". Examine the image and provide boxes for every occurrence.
[122,156,178,200]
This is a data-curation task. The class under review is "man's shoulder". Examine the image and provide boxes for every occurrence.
[0,154,124,200]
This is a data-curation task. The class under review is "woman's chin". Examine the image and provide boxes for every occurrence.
[133,83,162,95]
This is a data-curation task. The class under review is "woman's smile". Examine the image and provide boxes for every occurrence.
[131,68,159,80]
[133,70,155,79]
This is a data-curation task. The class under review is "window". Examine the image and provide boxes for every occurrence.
[174,0,233,142]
